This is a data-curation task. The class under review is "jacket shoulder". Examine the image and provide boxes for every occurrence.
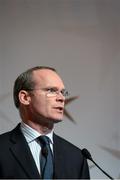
[53,133,82,154]
[0,123,21,143]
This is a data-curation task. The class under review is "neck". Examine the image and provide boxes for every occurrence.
[22,119,54,134]
[19,108,54,134]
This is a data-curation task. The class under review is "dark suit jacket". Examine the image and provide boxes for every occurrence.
[0,123,90,179]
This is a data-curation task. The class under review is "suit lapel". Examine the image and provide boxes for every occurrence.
[9,124,40,179]
[53,134,66,179]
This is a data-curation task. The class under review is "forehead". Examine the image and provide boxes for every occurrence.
[32,69,65,87]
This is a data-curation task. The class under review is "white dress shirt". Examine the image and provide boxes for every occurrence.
[20,122,53,174]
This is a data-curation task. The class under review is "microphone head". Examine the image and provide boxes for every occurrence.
[82,148,93,161]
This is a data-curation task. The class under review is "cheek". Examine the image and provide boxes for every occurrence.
[43,99,56,116]
[30,94,54,115]
[36,98,52,114]
[30,96,46,112]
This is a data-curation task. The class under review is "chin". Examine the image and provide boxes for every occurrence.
[53,119,63,123]
[51,116,63,123]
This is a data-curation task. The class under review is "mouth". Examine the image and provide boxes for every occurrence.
[54,106,64,112]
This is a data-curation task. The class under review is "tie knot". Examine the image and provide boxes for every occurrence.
[38,135,50,146]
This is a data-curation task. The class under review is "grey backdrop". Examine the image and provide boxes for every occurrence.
[0,0,120,178]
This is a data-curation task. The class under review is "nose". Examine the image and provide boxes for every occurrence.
[56,92,65,102]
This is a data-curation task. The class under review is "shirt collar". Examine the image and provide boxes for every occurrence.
[20,122,53,144]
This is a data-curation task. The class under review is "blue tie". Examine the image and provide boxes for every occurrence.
[39,136,53,179]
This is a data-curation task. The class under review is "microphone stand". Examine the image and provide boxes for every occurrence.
[82,148,114,180]
[91,158,114,180]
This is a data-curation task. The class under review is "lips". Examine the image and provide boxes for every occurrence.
[54,106,64,111]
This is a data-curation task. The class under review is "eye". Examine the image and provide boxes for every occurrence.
[61,89,69,97]
[46,88,57,93]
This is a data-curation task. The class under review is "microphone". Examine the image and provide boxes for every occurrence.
[82,148,114,180]
[41,147,48,158]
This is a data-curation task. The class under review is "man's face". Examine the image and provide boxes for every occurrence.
[28,69,66,123]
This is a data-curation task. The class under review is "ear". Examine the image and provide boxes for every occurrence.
[18,90,31,106]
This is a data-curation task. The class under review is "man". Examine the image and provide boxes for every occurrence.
[0,66,90,179]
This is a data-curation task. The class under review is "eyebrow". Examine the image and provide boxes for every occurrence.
[44,86,66,90]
